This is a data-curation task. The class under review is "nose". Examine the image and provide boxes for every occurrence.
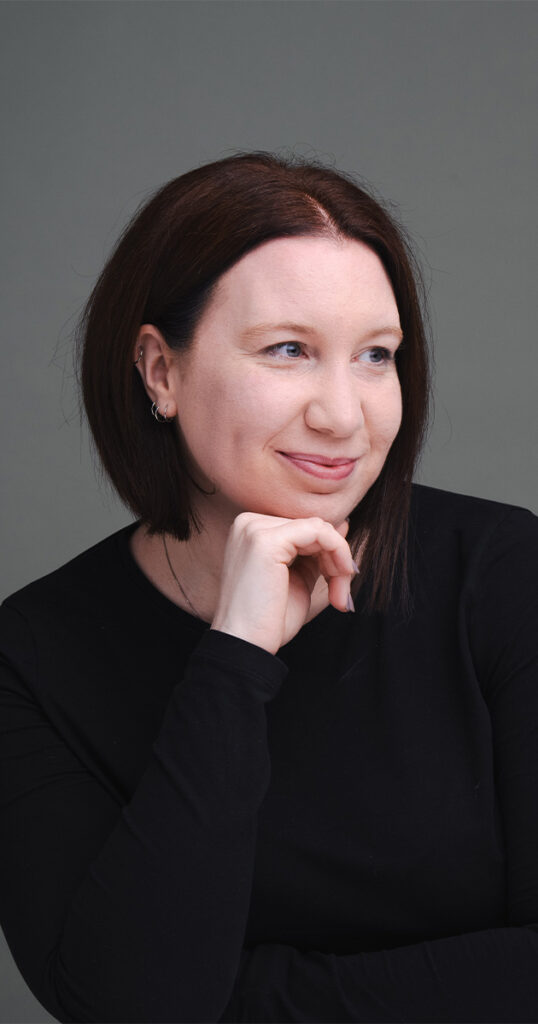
[304,366,365,437]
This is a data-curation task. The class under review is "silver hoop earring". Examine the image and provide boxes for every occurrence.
[133,347,143,366]
[151,402,172,423]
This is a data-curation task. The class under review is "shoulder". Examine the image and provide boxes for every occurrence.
[411,482,535,526]
[0,523,144,711]
[410,483,536,548]
[408,483,538,603]
[1,523,138,637]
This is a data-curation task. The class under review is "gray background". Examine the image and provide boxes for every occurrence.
[1,1,536,1020]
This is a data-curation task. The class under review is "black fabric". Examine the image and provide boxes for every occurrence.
[1,484,537,1023]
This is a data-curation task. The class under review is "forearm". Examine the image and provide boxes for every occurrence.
[221,926,538,1023]
[7,631,286,1024]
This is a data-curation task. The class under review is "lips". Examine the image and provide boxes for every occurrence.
[277,451,358,480]
[283,452,357,466]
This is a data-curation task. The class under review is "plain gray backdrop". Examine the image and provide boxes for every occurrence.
[1,1,536,1021]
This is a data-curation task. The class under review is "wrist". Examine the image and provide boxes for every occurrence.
[210,621,279,656]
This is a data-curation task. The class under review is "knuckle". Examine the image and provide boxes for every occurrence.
[233,512,254,533]
[249,527,271,552]
[310,516,326,529]
[243,518,261,539]
[234,512,251,526]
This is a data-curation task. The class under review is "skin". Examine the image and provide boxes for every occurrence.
[132,235,403,654]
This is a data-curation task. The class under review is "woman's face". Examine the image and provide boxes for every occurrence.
[169,235,403,528]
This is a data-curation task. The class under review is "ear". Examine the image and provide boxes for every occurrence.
[133,325,179,419]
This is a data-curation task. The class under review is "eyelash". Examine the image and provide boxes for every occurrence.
[264,342,396,365]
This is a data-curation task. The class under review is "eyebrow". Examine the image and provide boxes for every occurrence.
[241,322,404,342]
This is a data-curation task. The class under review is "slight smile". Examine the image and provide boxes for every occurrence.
[277,451,358,480]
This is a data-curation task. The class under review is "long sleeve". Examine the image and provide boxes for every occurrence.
[0,623,286,1024]
[2,494,537,1024]
[221,505,538,1023]
[221,924,538,1022]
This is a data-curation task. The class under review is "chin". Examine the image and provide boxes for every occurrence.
[248,492,359,526]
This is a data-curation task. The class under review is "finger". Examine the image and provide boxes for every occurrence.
[276,519,355,575]
[291,542,350,580]
[327,573,353,614]
[318,541,355,577]
[335,519,350,538]
[291,554,323,594]
[235,514,356,580]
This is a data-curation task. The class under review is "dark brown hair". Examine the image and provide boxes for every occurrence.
[79,151,430,612]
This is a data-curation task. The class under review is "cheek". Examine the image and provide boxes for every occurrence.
[189,373,281,457]
[223,376,287,443]
[369,381,403,448]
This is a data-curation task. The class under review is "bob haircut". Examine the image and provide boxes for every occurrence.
[79,151,430,612]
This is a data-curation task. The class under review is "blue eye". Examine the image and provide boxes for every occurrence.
[267,342,304,359]
[360,346,393,365]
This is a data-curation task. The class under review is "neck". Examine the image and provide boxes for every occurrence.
[130,499,331,625]
[130,502,238,622]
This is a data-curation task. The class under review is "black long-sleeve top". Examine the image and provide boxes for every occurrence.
[1,484,537,1023]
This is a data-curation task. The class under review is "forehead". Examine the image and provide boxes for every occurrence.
[205,235,399,327]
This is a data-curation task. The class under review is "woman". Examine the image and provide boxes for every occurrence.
[0,152,537,1024]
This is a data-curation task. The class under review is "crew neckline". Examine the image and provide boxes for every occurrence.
[115,522,210,635]
[114,520,343,648]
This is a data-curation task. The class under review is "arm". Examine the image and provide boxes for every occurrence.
[221,507,538,1023]
[221,923,538,1022]
[0,514,355,1023]
[0,618,286,1024]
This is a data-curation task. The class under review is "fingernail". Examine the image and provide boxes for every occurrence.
[352,560,360,574]
[346,593,355,613]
